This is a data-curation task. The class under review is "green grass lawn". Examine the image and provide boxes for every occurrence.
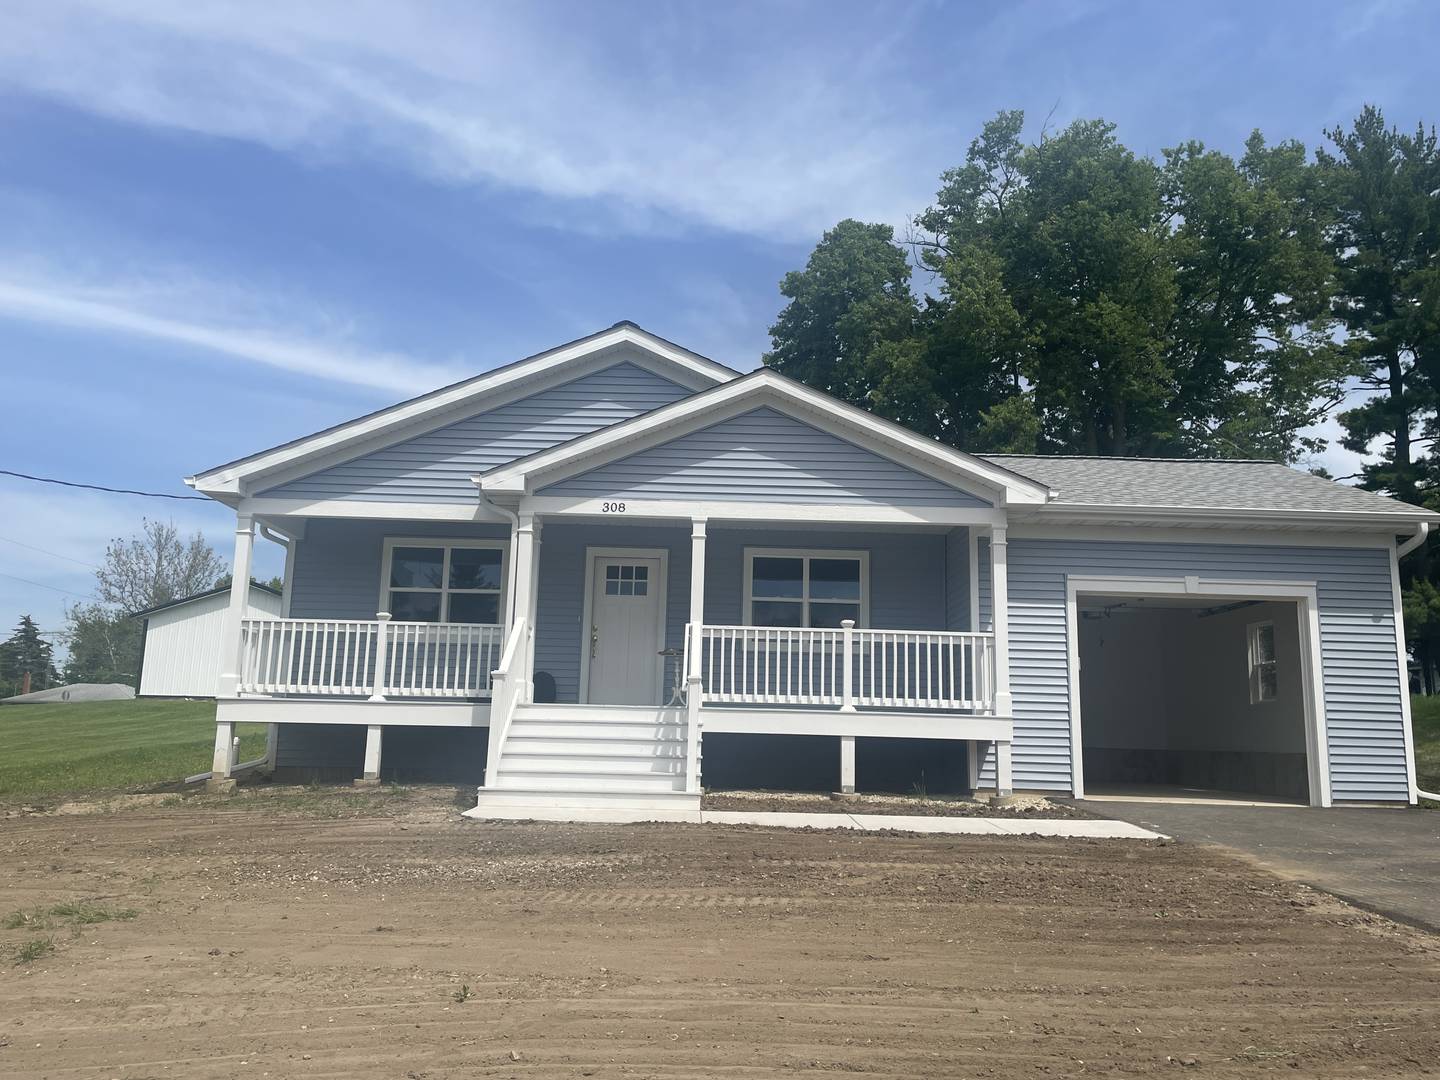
[0,699,265,803]
[1411,694,1440,796]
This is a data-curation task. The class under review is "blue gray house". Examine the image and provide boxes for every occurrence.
[186,323,1436,814]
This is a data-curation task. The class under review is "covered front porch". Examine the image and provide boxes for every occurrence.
[210,510,1017,797]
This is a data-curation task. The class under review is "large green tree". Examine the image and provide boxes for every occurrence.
[769,110,1348,462]
[1319,106,1440,504]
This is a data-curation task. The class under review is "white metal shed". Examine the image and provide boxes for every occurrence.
[136,584,283,698]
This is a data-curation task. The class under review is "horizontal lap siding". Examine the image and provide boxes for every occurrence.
[944,528,970,632]
[533,523,691,704]
[260,360,691,503]
[288,519,511,620]
[539,407,992,507]
[1002,538,1406,801]
[702,528,948,630]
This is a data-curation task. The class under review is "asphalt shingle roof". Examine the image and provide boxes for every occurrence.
[979,455,1427,517]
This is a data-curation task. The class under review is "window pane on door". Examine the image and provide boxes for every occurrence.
[389,591,442,621]
[752,557,803,598]
[808,602,860,628]
[390,547,444,589]
[449,548,502,590]
[1255,623,1276,664]
[448,593,500,624]
[809,558,861,600]
[752,599,804,627]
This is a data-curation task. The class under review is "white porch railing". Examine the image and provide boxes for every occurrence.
[685,622,995,712]
[484,616,531,787]
[238,616,504,699]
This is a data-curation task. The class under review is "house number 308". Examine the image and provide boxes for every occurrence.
[602,501,627,513]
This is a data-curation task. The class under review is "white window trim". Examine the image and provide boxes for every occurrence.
[742,547,870,628]
[1248,619,1279,704]
[378,537,509,625]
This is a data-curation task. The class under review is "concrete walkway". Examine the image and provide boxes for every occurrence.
[464,804,1165,838]
[1081,800,1440,932]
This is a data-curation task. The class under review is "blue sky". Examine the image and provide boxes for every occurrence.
[0,0,1435,649]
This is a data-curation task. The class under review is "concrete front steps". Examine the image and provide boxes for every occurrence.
[470,703,700,818]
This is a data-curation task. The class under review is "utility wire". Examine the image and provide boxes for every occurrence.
[0,468,207,501]
[0,534,97,569]
[0,570,98,601]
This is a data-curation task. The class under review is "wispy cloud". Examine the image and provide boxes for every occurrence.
[0,271,464,393]
[0,0,942,240]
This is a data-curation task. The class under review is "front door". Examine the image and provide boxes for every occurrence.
[585,552,665,705]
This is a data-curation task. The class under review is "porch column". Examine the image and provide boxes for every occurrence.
[356,724,383,787]
[511,512,538,701]
[839,735,856,794]
[685,519,707,794]
[990,526,1013,718]
[216,512,255,699]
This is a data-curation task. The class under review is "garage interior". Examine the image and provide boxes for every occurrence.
[1077,594,1310,803]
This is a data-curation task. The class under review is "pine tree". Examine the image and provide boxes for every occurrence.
[0,615,59,697]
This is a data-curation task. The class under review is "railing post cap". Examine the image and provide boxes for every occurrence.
[376,611,392,621]
[841,619,856,628]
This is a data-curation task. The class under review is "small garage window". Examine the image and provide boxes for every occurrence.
[1248,621,1278,703]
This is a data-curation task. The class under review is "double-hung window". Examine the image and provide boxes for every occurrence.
[1248,620,1278,703]
[381,540,506,624]
[745,549,868,628]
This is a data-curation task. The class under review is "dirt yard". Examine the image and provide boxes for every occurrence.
[2,786,1437,1078]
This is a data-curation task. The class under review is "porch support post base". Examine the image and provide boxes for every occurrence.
[995,738,1013,798]
[839,734,856,794]
[205,777,237,794]
[359,724,383,785]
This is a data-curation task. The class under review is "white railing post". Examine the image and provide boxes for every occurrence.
[484,616,527,789]
[840,619,856,712]
[368,612,391,702]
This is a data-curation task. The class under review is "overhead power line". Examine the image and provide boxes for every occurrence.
[0,570,97,601]
[0,534,97,569]
[0,468,208,501]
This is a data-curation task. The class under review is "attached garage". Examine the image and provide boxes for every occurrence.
[1072,581,1325,804]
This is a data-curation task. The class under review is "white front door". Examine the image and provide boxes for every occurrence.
[585,552,665,705]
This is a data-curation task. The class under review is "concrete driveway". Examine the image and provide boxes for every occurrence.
[1078,799,1440,933]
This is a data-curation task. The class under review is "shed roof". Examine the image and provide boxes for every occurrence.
[130,581,281,620]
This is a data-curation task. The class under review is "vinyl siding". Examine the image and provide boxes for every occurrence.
[533,522,692,704]
[944,527,971,632]
[532,524,950,704]
[259,360,692,503]
[995,538,1407,802]
[288,519,511,620]
[539,407,993,507]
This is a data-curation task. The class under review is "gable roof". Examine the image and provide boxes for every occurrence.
[186,322,739,500]
[478,367,1054,506]
[130,581,281,620]
[987,454,1440,525]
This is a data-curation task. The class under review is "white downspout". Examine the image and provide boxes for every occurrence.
[1397,521,1430,559]
[1394,523,1440,801]
[473,479,521,627]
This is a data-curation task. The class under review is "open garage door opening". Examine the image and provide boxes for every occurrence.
[1077,593,1312,804]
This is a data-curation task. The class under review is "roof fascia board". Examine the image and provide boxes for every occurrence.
[1008,522,1401,549]
[479,370,1051,504]
[238,496,515,523]
[188,326,735,496]
[1022,502,1440,529]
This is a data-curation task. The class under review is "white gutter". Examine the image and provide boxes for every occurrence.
[1397,521,1430,559]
